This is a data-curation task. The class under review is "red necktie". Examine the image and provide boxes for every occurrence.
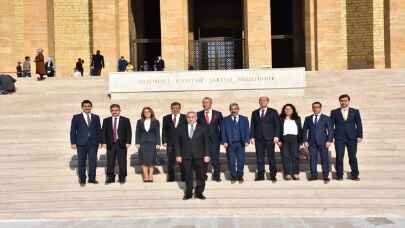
[205,112,209,124]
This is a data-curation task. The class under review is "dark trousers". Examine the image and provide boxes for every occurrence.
[335,140,359,178]
[309,143,330,177]
[203,142,221,177]
[167,144,185,181]
[281,135,299,176]
[106,143,127,179]
[184,158,205,196]
[226,142,245,178]
[255,139,277,176]
[77,144,98,181]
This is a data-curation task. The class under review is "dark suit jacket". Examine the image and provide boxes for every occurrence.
[330,108,363,141]
[250,107,280,141]
[303,114,333,146]
[135,119,160,145]
[221,115,250,145]
[91,54,104,69]
[197,109,223,144]
[162,113,187,145]
[280,117,304,144]
[70,113,101,146]
[176,124,209,160]
[102,116,132,149]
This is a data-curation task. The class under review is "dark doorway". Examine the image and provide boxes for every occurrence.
[271,0,305,68]
[131,0,161,70]
[189,0,245,70]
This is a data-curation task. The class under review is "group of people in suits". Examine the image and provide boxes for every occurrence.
[70,94,363,200]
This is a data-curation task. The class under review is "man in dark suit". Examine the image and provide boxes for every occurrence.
[197,97,223,182]
[250,96,280,182]
[91,50,105,76]
[70,100,101,186]
[331,94,363,181]
[176,111,210,200]
[221,103,250,183]
[303,102,334,182]
[102,104,132,184]
[162,102,187,182]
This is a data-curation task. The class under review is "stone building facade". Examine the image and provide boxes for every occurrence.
[0,0,404,76]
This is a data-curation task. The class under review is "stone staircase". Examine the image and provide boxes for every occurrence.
[0,69,404,221]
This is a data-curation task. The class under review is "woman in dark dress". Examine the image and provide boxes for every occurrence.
[135,107,161,182]
[278,104,303,181]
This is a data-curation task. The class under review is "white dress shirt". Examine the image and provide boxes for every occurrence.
[82,112,91,126]
[172,113,180,127]
[232,115,239,123]
[144,119,151,132]
[312,113,321,124]
[283,119,298,135]
[188,123,197,138]
[204,109,212,123]
[260,108,267,117]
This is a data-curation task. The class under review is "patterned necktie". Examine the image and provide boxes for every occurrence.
[205,111,209,124]
[113,117,118,143]
[86,113,91,127]
[261,109,265,118]
[314,115,319,125]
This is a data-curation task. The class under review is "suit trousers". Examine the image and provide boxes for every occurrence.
[106,142,127,179]
[203,142,221,177]
[334,140,359,178]
[166,144,185,181]
[183,158,205,196]
[281,135,299,176]
[255,139,277,176]
[308,143,330,177]
[226,142,245,178]
[77,144,98,181]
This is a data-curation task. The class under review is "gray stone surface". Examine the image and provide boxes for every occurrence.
[0,217,405,228]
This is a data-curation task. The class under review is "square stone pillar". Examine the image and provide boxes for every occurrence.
[160,0,189,71]
[92,0,130,76]
[389,0,405,68]
[244,0,272,68]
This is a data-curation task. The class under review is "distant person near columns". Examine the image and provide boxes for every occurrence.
[91,50,105,76]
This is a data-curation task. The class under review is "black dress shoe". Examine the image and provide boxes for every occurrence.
[79,180,86,186]
[88,180,99,184]
[351,176,360,181]
[238,176,244,183]
[323,177,330,183]
[270,176,277,183]
[309,176,318,181]
[255,173,265,181]
[119,177,126,184]
[212,174,222,182]
[230,176,238,184]
[105,178,115,184]
[336,176,343,181]
[194,194,206,200]
[167,178,175,182]
[183,194,193,200]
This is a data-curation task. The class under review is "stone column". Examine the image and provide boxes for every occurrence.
[305,0,318,70]
[243,0,272,68]
[315,0,347,70]
[52,0,91,76]
[389,0,405,68]
[160,0,189,71]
